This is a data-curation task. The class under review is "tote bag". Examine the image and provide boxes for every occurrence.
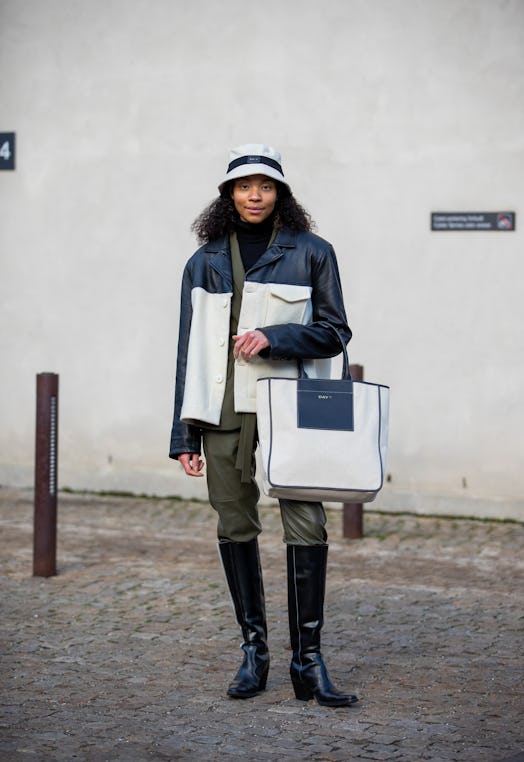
[256,332,389,503]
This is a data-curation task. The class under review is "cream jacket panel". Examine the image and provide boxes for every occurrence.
[235,281,331,412]
[181,282,331,425]
[180,287,232,425]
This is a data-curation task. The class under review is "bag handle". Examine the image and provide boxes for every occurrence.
[298,326,351,380]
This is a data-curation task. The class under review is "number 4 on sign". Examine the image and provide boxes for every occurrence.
[0,141,11,160]
[0,133,16,170]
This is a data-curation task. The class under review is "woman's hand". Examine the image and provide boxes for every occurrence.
[179,453,204,477]
[233,330,269,362]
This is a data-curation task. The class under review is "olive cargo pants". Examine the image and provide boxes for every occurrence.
[202,428,327,545]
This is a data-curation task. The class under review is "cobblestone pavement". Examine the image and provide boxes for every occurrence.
[0,487,523,762]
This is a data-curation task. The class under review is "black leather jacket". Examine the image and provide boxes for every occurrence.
[169,226,351,458]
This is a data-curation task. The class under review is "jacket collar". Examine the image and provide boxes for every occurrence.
[272,227,297,248]
[204,234,229,255]
[203,227,298,282]
[204,234,232,286]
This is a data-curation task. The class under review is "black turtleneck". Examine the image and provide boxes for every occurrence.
[235,215,275,272]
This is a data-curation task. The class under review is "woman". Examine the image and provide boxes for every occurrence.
[169,143,358,707]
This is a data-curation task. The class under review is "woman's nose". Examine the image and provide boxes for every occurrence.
[248,186,262,199]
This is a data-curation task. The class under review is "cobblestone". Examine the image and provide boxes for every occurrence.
[0,487,523,761]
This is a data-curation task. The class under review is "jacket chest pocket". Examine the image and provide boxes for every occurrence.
[263,283,312,326]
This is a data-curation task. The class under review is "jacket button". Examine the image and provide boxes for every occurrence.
[215,375,224,383]
[218,337,225,346]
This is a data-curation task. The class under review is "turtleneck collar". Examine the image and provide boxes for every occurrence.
[233,214,276,272]
[234,213,275,237]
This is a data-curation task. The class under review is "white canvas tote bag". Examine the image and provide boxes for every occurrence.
[256,332,389,503]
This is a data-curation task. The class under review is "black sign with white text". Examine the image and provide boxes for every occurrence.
[0,133,16,170]
[431,212,515,231]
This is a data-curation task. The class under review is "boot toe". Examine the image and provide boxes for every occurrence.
[315,691,359,707]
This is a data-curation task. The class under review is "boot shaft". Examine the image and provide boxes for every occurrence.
[219,539,267,645]
[287,544,328,657]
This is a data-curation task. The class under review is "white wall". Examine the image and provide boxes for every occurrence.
[1,0,523,519]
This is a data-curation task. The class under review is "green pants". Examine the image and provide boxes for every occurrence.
[202,428,328,545]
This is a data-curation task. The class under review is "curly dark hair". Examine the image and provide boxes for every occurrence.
[191,181,315,244]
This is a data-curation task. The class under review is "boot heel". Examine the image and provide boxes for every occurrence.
[291,678,313,701]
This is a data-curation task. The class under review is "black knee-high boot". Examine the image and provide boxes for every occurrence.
[287,544,358,707]
[219,539,269,698]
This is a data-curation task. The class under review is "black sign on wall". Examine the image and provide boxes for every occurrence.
[431,212,515,231]
[0,133,16,170]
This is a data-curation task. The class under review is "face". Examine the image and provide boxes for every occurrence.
[231,174,277,224]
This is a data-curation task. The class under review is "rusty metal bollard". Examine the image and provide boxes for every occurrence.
[33,373,59,577]
[342,363,364,539]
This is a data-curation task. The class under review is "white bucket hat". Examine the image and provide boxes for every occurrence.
[218,143,290,194]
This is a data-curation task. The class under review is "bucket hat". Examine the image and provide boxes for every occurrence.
[218,143,290,194]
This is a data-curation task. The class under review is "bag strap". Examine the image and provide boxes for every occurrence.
[298,326,351,380]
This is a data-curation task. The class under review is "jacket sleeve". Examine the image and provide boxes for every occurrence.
[260,243,351,359]
[169,263,202,459]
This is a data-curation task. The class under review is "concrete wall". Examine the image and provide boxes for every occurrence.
[1,0,523,519]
